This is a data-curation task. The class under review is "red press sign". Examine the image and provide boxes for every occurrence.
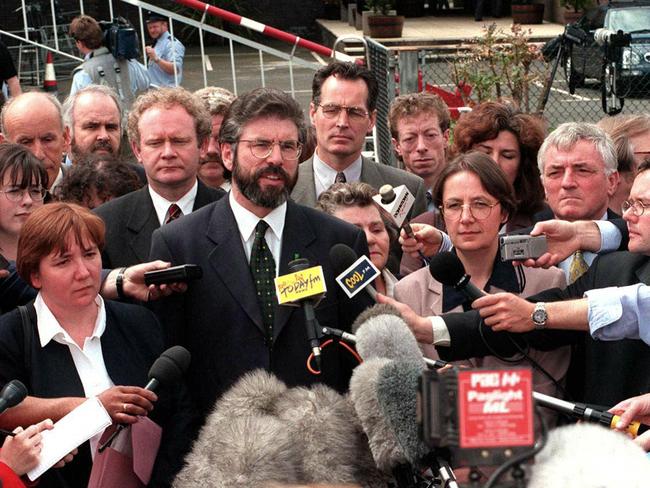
[457,369,534,449]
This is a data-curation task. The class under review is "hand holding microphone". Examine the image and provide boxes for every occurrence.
[98,386,157,425]
[375,184,429,265]
[98,346,190,452]
[399,223,445,260]
[609,393,650,450]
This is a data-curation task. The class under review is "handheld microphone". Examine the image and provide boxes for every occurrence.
[329,243,377,300]
[533,391,650,438]
[321,325,448,370]
[429,252,485,302]
[0,380,28,415]
[375,184,415,228]
[287,258,322,370]
[376,184,429,266]
[99,346,191,452]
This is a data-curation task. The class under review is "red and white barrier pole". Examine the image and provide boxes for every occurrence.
[172,0,359,63]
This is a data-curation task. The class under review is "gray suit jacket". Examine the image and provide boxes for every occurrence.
[291,155,427,218]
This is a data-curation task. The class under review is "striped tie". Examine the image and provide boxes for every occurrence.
[164,203,182,225]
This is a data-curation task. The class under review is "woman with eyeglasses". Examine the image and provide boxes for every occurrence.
[381,152,570,423]
[0,144,48,262]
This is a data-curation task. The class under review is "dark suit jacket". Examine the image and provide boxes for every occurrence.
[94,180,225,268]
[0,301,198,487]
[439,251,650,408]
[291,155,428,218]
[148,198,374,419]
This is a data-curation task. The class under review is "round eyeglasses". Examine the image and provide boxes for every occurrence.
[0,186,47,202]
[622,199,648,217]
[440,201,500,221]
[316,103,369,121]
[239,139,303,161]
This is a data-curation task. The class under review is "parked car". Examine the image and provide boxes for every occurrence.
[564,1,650,95]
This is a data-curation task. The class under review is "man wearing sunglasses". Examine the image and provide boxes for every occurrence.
[148,87,373,421]
[291,61,427,219]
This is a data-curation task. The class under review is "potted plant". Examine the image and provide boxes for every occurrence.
[451,23,545,112]
[562,0,593,23]
[363,0,405,38]
[511,0,545,25]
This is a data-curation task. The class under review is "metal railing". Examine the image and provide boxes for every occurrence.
[1,0,324,98]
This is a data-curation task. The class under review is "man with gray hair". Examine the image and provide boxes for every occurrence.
[533,122,622,283]
[537,121,619,222]
[193,86,235,190]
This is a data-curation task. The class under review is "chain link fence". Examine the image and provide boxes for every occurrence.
[420,40,650,127]
[369,25,650,148]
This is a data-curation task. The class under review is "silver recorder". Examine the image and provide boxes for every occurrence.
[499,235,548,261]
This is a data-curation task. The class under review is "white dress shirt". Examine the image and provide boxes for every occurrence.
[148,179,198,226]
[313,151,362,198]
[34,293,112,456]
[229,191,286,275]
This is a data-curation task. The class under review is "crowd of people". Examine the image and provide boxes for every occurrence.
[1,15,650,485]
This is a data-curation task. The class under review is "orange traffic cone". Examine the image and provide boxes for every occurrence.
[43,51,57,93]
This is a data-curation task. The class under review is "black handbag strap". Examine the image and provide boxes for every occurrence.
[17,303,34,373]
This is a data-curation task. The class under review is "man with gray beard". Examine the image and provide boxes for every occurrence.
[149,87,373,420]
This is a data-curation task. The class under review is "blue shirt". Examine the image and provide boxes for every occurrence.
[70,53,150,97]
[148,31,185,87]
[587,283,650,345]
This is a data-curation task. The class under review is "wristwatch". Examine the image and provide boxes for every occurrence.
[531,302,548,330]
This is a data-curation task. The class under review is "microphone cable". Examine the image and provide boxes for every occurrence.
[306,338,362,375]
[476,317,569,401]
[483,403,549,488]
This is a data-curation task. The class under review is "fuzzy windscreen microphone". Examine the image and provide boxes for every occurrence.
[353,304,427,369]
[376,359,431,467]
[274,383,386,486]
[349,357,410,474]
[173,414,304,487]
[175,370,388,488]
[528,422,650,488]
